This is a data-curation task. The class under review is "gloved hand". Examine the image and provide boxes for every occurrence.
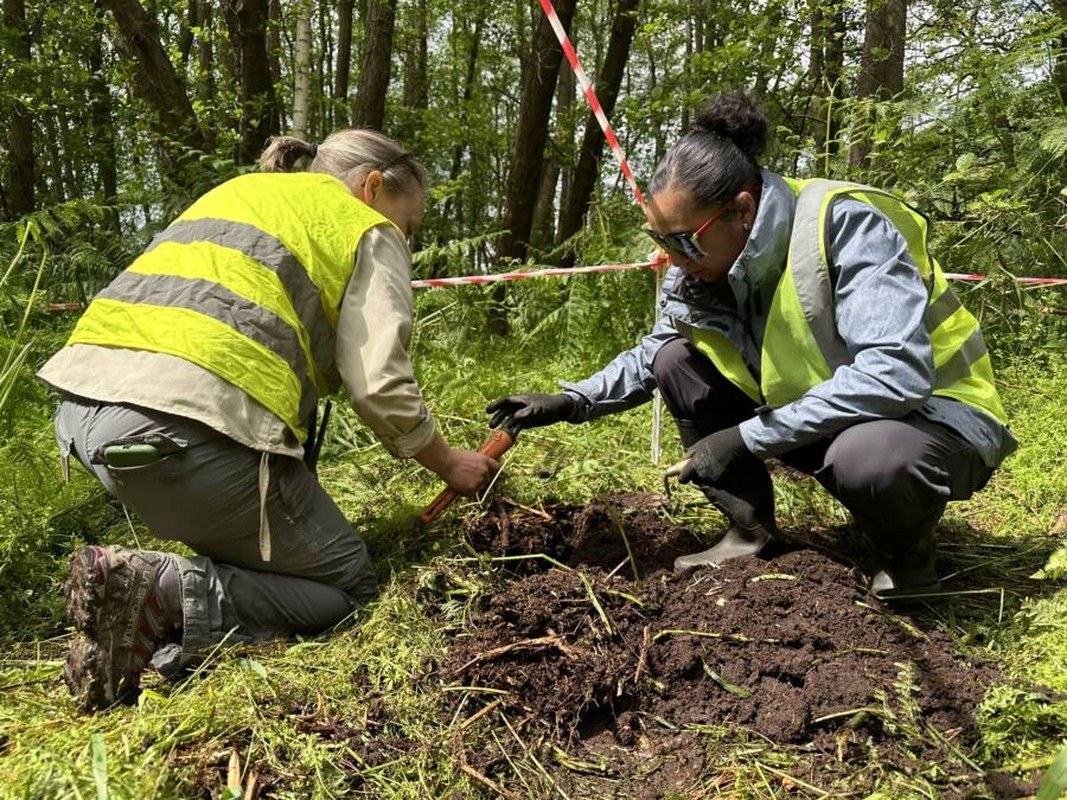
[665,425,749,486]
[486,393,578,430]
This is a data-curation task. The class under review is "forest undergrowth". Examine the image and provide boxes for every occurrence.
[0,270,1064,799]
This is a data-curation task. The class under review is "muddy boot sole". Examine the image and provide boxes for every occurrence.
[63,634,139,710]
[63,546,165,708]
[65,546,109,637]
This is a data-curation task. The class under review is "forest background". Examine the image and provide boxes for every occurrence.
[1,0,1066,796]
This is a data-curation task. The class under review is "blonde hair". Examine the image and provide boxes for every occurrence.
[258,129,428,195]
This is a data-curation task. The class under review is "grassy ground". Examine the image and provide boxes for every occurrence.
[0,277,1065,798]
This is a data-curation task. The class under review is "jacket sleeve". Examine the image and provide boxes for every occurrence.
[335,225,437,457]
[560,315,680,422]
[739,199,936,457]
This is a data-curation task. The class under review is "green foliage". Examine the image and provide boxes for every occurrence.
[1038,742,1067,800]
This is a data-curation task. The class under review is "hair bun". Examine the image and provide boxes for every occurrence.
[692,92,767,162]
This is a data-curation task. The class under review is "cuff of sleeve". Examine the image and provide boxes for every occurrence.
[559,385,593,423]
[383,414,438,458]
[737,418,771,459]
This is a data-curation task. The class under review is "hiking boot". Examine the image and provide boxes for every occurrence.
[63,545,182,709]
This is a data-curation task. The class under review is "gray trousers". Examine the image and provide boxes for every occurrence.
[652,337,993,556]
[55,396,377,674]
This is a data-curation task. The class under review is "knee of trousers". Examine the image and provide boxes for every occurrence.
[825,426,951,511]
[651,337,714,420]
[336,547,379,603]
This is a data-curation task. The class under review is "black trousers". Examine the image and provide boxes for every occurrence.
[651,337,992,550]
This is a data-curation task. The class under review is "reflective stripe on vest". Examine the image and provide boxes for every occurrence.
[692,178,1007,423]
[149,218,339,391]
[66,173,391,442]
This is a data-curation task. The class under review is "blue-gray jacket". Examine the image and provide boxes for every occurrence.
[562,170,1017,468]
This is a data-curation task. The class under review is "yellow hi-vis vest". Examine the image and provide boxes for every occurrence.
[691,178,1007,423]
[65,172,392,443]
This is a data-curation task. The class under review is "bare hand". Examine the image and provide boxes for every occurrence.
[440,448,499,495]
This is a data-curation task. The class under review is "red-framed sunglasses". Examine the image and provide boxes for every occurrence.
[644,183,761,260]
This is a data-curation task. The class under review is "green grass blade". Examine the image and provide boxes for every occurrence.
[90,733,109,800]
[1037,742,1067,800]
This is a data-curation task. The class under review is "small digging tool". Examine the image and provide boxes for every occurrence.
[419,418,521,525]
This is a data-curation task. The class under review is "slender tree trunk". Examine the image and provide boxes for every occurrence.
[531,63,574,249]
[192,0,217,150]
[556,63,575,233]
[293,0,311,138]
[808,0,845,176]
[268,0,283,134]
[403,0,428,112]
[334,0,354,127]
[645,41,665,161]
[492,0,578,335]
[223,0,279,164]
[178,0,195,69]
[41,113,68,203]
[89,16,119,231]
[498,0,578,265]
[353,0,396,130]
[96,0,205,160]
[442,7,487,223]
[1054,0,1067,106]
[849,0,906,171]
[315,5,330,135]
[3,0,35,218]
[556,0,639,250]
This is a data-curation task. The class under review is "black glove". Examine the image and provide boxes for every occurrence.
[666,425,749,486]
[486,393,579,430]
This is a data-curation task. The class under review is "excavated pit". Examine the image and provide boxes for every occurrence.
[432,493,1026,798]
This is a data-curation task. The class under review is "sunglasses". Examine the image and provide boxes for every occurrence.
[643,183,761,260]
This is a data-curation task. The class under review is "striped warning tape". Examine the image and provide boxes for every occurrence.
[37,263,1067,311]
[537,0,645,209]
[941,273,1067,286]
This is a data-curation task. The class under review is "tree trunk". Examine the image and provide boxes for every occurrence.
[89,15,119,231]
[492,0,577,335]
[195,0,216,149]
[442,7,487,223]
[1054,0,1067,106]
[808,0,845,176]
[178,0,195,69]
[403,0,428,112]
[96,0,206,172]
[532,62,574,249]
[556,0,639,250]
[334,0,354,127]
[224,0,279,164]
[3,0,35,218]
[292,0,311,138]
[849,0,906,171]
[353,0,396,130]
[498,0,578,265]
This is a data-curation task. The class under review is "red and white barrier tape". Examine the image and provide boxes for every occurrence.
[41,303,86,312]
[411,259,662,289]
[38,264,1067,311]
[942,273,1067,286]
[537,0,645,209]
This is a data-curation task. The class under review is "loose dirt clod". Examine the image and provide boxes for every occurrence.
[440,495,1014,797]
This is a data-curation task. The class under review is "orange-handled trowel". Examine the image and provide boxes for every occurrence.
[418,418,521,525]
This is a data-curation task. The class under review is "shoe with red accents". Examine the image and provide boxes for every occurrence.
[63,545,182,709]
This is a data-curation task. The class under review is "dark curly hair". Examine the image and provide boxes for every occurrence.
[648,92,767,207]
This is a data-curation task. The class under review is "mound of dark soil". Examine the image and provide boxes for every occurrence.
[442,494,1015,797]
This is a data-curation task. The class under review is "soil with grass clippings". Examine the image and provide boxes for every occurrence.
[441,494,1025,798]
